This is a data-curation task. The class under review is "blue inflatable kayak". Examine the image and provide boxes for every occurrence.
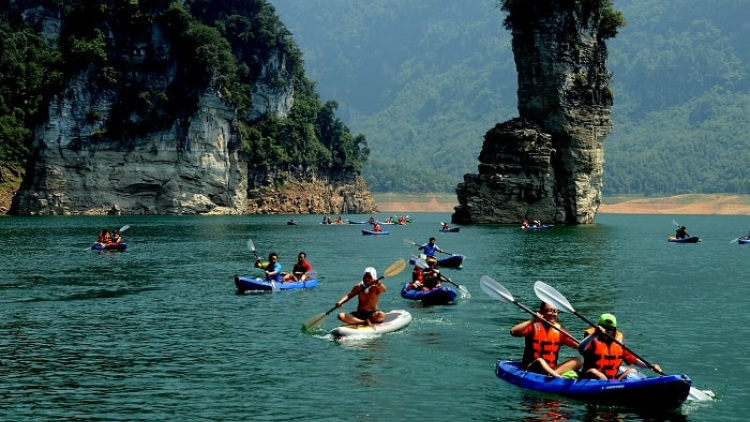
[362,229,389,235]
[91,242,127,251]
[495,360,691,409]
[521,224,554,230]
[668,236,700,243]
[409,254,464,269]
[234,275,318,293]
[739,238,750,244]
[400,282,457,304]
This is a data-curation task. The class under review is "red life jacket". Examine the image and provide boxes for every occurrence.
[582,330,626,379]
[522,322,564,368]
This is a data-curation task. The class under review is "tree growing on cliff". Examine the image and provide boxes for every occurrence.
[499,0,625,39]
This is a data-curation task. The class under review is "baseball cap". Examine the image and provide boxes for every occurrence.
[598,313,617,328]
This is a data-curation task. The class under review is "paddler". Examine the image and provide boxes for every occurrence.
[334,267,385,326]
[510,301,582,378]
[578,313,663,380]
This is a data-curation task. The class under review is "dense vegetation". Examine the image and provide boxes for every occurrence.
[0,0,368,176]
[270,0,750,196]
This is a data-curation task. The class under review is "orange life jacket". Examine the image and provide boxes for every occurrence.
[582,330,626,379]
[522,322,564,368]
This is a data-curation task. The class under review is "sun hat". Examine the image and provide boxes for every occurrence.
[598,313,617,328]
[426,256,438,263]
[363,267,377,279]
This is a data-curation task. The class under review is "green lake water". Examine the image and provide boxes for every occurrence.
[1,213,747,421]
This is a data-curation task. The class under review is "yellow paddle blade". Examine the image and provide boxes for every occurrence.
[302,313,327,332]
[383,258,406,278]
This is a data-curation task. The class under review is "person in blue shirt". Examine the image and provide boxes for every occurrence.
[255,252,282,283]
[418,237,444,257]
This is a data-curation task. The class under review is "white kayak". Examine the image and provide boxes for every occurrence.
[330,309,412,338]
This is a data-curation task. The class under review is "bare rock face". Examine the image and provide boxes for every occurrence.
[246,166,377,214]
[12,78,248,215]
[9,2,375,216]
[453,1,617,224]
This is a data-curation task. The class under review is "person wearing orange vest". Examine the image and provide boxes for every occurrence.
[578,313,662,380]
[510,301,582,377]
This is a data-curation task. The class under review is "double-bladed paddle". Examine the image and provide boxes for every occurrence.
[479,276,576,342]
[413,258,470,298]
[247,238,279,292]
[532,280,714,402]
[301,258,406,332]
[403,239,455,256]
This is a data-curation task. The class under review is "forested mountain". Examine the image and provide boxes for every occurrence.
[269,0,750,196]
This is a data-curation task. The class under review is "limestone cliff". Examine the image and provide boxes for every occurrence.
[8,0,375,216]
[453,0,622,224]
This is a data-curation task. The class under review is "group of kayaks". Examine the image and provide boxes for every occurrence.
[233,218,711,411]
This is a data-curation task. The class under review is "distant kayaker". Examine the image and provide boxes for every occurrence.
[372,223,382,232]
[335,267,385,326]
[675,226,690,239]
[510,302,582,378]
[97,229,111,245]
[418,237,444,257]
[578,313,662,380]
[110,229,122,244]
[255,252,282,284]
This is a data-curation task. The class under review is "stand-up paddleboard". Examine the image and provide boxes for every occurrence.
[330,310,411,338]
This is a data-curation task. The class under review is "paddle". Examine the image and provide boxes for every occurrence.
[532,280,714,401]
[247,238,279,292]
[414,258,470,298]
[479,276,576,342]
[301,258,406,332]
[118,224,130,233]
[403,239,455,256]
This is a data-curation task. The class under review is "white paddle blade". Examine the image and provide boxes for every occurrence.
[403,239,417,247]
[119,225,131,233]
[479,276,514,303]
[413,258,428,269]
[458,285,471,299]
[533,280,575,314]
[247,238,255,252]
[688,387,715,402]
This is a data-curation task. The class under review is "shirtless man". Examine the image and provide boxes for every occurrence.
[335,267,386,326]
